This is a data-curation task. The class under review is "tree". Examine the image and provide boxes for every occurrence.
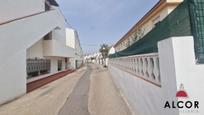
[99,44,110,66]
[99,44,109,59]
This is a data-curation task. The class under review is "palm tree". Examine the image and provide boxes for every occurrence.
[99,44,109,65]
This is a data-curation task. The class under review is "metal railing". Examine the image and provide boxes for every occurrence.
[109,53,161,87]
[27,59,51,78]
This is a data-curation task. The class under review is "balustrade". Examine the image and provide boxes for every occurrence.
[109,53,161,86]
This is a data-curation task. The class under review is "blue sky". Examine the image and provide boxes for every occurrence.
[57,0,159,54]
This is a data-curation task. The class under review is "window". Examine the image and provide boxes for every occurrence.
[65,58,69,69]
[27,59,50,78]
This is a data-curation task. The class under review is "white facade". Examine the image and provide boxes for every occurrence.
[66,28,83,69]
[27,39,44,59]
[114,0,183,52]
[0,0,80,105]
[0,0,45,24]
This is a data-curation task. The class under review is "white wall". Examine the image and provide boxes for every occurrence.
[109,65,178,115]
[74,31,83,57]
[66,28,83,69]
[43,39,75,58]
[27,39,44,59]
[0,50,27,105]
[66,28,76,48]
[69,58,76,70]
[52,27,66,44]
[66,28,83,55]
[51,8,67,44]
[158,36,204,115]
[46,57,66,73]
[0,0,45,24]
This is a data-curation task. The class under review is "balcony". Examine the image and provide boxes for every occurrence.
[43,39,75,58]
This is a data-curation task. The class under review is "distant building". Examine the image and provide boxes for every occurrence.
[114,0,183,52]
[66,28,84,69]
[84,53,103,64]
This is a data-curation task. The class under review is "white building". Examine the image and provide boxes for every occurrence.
[84,53,103,64]
[0,0,82,105]
[66,28,83,69]
[114,0,183,52]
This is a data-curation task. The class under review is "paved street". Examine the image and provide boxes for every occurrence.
[88,64,132,115]
[58,65,92,115]
[0,64,131,115]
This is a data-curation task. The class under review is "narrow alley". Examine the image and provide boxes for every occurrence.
[1,0,204,115]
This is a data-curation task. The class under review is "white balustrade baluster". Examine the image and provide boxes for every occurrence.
[148,57,155,81]
[132,58,134,73]
[145,58,149,78]
[153,57,160,83]
[142,57,147,78]
[134,58,137,74]
[140,57,144,76]
[136,58,140,75]
[138,57,142,76]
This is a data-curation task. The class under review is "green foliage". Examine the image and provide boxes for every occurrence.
[99,44,110,59]
[188,0,204,63]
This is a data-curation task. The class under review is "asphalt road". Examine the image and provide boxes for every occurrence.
[58,63,131,115]
[58,64,92,115]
